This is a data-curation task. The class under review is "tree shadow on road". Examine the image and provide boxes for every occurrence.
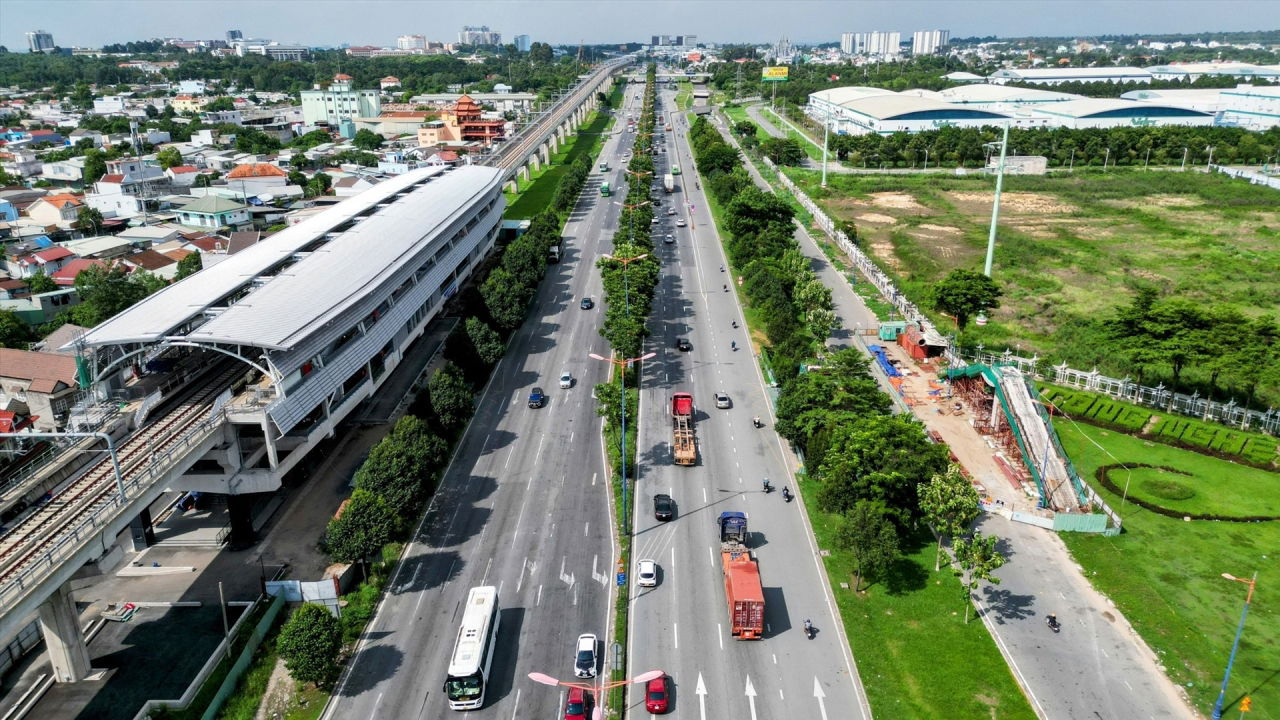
[980,585,1037,625]
[334,643,403,698]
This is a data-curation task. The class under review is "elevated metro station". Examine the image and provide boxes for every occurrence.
[0,164,506,681]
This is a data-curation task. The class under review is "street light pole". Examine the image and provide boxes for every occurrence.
[982,122,1010,278]
[1211,572,1258,720]
[588,348,654,539]
[820,105,830,188]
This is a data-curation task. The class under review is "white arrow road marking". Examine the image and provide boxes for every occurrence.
[745,675,759,720]
[696,673,708,720]
[814,677,829,720]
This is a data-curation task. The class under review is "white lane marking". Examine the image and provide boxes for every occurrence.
[671,545,676,571]
[573,582,579,606]
[373,692,383,717]
[550,522,556,539]
[674,622,679,649]
[772,653,777,664]
[708,545,714,567]
[516,556,527,593]
[511,479,533,539]
[509,688,521,720]
[814,677,830,720]
[480,556,492,586]
[584,521,589,536]
[504,447,514,469]
[696,674,709,720]
[591,472,597,486]
[535,434,546,463]
[745,675,759,720]
[537,583,543,606]
[718,624,724,650]
[702,487,708,503]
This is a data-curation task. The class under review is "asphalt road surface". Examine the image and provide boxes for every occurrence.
[321,92,647,720]
[623,86,871,720]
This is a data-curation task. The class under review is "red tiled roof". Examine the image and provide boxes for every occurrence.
[334,73,353,81]
[51,258,107,286]
[0,348,78,392]
[39,193,82,209]
[162,248,193,262]
[99,174,125,184]
[226,163,287,179]
[121,249,177,271]
[168,165,198,174]
[185,236,224,252]
[32,246,74,263]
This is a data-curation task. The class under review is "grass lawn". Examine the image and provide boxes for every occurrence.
[761,107,826,163]
[1056,421,1280,718]
[504,87,622,219]
[799,474,1037,719]
[784,166,1280,403]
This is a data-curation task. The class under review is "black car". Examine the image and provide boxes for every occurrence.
[580,297,594,310]
[653,494,674,521]
[528,387,546,408]
[675,338,692,352]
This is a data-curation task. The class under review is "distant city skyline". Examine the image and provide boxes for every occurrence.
[0,0,1273,53]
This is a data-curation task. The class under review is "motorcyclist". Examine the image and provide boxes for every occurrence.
[731,320,738,328]
[762,478,771,492]
[731,341,737,351]
[782,487,792,501]
[803,619,813,636]
[752,415,761,427]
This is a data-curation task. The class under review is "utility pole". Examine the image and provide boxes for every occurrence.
[982,123,1010,279]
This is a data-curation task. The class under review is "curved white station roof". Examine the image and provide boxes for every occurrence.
[78,165,502,351]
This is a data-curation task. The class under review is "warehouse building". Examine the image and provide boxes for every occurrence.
[1028,98,1213,129]
[1146,62,1280,83]
[988,66,1153,86]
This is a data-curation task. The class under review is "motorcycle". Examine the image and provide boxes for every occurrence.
[723,284,729,292]
[752,416,762,428]
[732,320,738,329]
[731,341,737,351]
[762,479,772,493]
[782,487,793,502]
[803,620,815,639]
[1046,615,1061,633]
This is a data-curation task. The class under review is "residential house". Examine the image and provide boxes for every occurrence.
[352,110,433,137]
[224,162,288,197]
[300,74,382,126]
[40,157,89,187]
[60,235,135,260]
[333,175,378,197]
[33,323,89,354]
[25,194,83,229]
[0,348,82,432]
[119,248,178,279]
[16,246,75,279]
[0,149,42,178]
[116,225,181,245]
[175,195,249,229]
[23,129,66,147]
[380,76,401,90]
[68,128,106,148]
[91,96,127,115]
[172,95,209,113]
[84,157,166,220]
[0,198,17,222]
[0,287,80,326]
[0,278,29,300]
[202,109,243,126]
[177,80,208,95]
[50,258,108,286]
[166,165,200,187]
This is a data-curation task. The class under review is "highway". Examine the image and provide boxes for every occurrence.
[624,85,871,719]
[321,90,643,720]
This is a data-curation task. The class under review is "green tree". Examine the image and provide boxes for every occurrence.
[815,414,950,526]
[481,266,532,330]
[277,603,342,688]
[733,120,756,137]
[833,500,899,592]
[353,415,447,515]
[306,171,332,198]
[324,489,393,567]
[465,316,504,366]
[287,169,308,188]
[204,96,235,112]
[155,146,183,170]
[427,363,474,432]
[27,272,57,294]
[71,263,152,326]
[352,128,384,151]
[930,269,1003,330]
[919,466,981,572]
[0,310,32,349]
[175,251,203,280]
[82,149,107,184]
[760,136,806,166]
[951,533,1006,624]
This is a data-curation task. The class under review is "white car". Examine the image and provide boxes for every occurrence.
[574,633,598,678]
[559,372,573,389]
[676,218,687,227]
[637,559,658,587]
[667,207,676,216]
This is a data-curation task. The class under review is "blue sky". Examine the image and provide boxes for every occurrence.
[1,0,1272,52]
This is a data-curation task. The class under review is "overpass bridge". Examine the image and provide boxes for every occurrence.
[0,56,635,686]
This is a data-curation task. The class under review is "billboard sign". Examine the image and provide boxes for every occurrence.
[761,66,789,82]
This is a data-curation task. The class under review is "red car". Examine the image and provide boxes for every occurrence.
[564,686,591,720]
[645,674,670,713]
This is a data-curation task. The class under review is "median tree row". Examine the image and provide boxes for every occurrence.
[688,115,835,384]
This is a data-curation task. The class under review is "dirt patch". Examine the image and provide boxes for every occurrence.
[869,241,903,270]
[948,191,1077,215]
[1010,224,1056,239]
[1106,194,1204,209]
[870,192,927,211]
[917,223,962,235]
[857,212,897,224]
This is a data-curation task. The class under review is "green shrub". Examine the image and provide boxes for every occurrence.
[1090,401,1121,423]
[1182,425,1217,449]
[1160,419,1190,440]
[1217,433,1248,456]
[1115,407,1151,431]
[1242,437,1279,466]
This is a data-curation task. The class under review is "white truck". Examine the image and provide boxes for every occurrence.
[663,173,675,193]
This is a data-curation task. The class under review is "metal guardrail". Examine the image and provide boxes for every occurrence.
[0,411,226,612]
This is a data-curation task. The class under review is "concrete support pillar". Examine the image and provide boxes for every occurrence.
[505,179,518,194]
[530,154,541,172]
[128,507,155,551]
[521,165,531,182]
[539,144,551,165]
[262,419,279,470]
[227,493,256,550]
[39,582,91,683]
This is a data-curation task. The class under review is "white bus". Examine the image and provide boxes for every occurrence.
[444,586,501,710]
